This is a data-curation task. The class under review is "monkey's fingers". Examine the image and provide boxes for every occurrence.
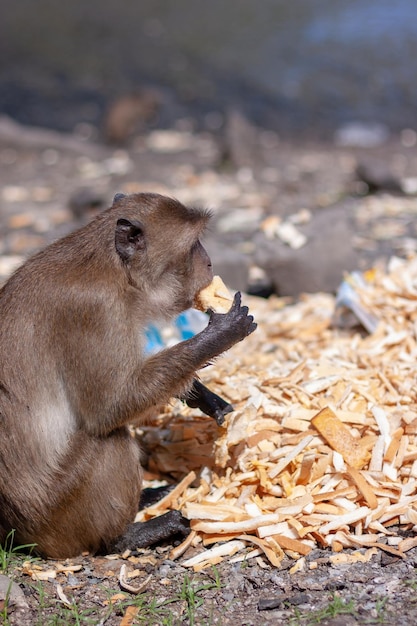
[246,317,257,336]
[232,291,242,307]
[234,302,257,338]
[206,289,257,346]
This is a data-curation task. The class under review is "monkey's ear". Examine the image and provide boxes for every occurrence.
[115,218,145,262]
[113,192,127,204]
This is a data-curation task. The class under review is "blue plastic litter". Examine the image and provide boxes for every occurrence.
[144,324,166,354]
[145,309,208,353]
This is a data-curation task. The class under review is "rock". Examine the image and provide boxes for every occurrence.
[0,115,103,157]
[0,575,28,609]
[247,265,274,298]
[216,206,264,234]
[258,593,310,610]
[355,159,403,194]
[258,595,287,610]
[253,204,358,296]
[0,574,30,625]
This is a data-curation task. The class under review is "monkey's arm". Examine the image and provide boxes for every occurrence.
[184,379,233,425]
[126,292,255,420]
[67,293,255,435]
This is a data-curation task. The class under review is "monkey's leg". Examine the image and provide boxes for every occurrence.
[21,429,144,559]
[184,379,233,425]
[112,510,190,553]
[139,485,175,509]
[112,486,190,553]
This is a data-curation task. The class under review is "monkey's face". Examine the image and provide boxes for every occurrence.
[112,193,213,318]
[187,239,213,303]
[159,238,213,315]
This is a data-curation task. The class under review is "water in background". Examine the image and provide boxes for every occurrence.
[1,0,416,136]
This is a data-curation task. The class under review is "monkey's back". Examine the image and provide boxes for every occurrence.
[0,227,143,554]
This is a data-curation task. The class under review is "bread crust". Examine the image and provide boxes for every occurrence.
[194,275,233,313]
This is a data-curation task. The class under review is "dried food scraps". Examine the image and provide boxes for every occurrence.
[311,407,373,469]
[139,256,417,570]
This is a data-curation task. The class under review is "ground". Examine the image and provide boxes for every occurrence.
[3,538,417,625]
[1,118,417,624]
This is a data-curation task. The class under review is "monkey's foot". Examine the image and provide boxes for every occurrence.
[112,510,190,553]
[185,379,233,425]
[139,485,175,510]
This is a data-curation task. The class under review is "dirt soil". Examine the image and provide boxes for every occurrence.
[1,120,417,625]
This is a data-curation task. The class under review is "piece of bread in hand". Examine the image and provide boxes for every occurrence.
[194,275,233,313]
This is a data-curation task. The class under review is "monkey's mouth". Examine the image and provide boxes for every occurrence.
[200,275,214,293]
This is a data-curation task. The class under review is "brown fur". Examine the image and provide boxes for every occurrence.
[0,192,255,558]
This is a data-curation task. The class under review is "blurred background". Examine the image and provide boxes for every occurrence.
[1,0,417,298]
[1,0,417,138]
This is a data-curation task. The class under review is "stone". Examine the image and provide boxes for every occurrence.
[0,574,29,610]
[253,204,358,296]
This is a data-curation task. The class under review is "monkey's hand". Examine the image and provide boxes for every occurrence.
[129,293,256,420]
[207,292,257,349]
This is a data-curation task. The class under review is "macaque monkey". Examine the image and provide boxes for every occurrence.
[0,192,256,558]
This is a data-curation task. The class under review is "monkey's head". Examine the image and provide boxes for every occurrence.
[110,193,213,318]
